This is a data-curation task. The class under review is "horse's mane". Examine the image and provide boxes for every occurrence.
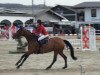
[23,28,38,40]
[22,28,33,35]
[26,29,32,34]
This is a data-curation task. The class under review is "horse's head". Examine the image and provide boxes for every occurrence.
[13,26,38,40]
[12,26,25,39]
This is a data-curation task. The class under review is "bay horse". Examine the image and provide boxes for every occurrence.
[13,27,77,70]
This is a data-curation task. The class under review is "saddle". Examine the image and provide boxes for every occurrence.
[37,37,49,54]
[39,37,49,45]
[31,33,49,45]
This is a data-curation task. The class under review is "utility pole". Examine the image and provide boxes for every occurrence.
[32,0,35,23]
[44,0,46,8]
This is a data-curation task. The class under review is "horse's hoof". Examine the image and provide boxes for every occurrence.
[62,66,67,69]
[73,57,77,60]
[46,67,51,70]
[16,66,20,69]
[15,63,18,66]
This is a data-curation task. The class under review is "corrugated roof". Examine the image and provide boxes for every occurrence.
[0,8,27,14]
[49,9,66,19]
[61,5,76,12]
[74,2,100,8]
[34,9,66,19]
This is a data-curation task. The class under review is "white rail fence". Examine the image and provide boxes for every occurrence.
[67,39,81,50]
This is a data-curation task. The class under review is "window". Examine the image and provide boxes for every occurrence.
[91,9,96,17]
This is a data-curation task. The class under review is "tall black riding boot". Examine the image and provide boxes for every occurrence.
[37,41,42,54]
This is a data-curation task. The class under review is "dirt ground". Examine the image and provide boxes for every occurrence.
[0,36,100,75]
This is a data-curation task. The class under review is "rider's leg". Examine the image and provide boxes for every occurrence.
[37,35,49,53]
[38,35,48,41]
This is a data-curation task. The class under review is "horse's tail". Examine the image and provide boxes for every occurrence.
[63,40,77,60]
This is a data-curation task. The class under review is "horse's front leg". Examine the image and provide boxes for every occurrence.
[15,53,27,66]
[16,53,30,69]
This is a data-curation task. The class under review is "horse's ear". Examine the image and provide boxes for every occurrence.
[19,26,23,29]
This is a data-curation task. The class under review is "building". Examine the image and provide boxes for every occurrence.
[48,2,100,30]
[73,2,100,30]
[50,5,76,21]
[35,5,77,22]
[34,9,66,22]
[1,2,100,38]
[0,8,33,26]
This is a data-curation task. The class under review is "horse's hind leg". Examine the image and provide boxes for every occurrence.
[46,52,58,70]
[59,52,67,69]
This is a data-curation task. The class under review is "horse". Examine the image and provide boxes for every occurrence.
[13,27,77,70]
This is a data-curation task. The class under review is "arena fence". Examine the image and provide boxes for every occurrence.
[67,39,81,50]
[0,26,99,51]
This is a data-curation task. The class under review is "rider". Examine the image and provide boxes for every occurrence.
[34,19,49,53]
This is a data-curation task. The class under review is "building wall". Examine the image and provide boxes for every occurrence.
[85,8,100,22]
[85,8,91,21]
[96,8,100,21]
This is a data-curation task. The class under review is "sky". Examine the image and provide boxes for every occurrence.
[0,0,100,6]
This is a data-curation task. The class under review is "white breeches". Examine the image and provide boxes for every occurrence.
[38,34,49,41]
